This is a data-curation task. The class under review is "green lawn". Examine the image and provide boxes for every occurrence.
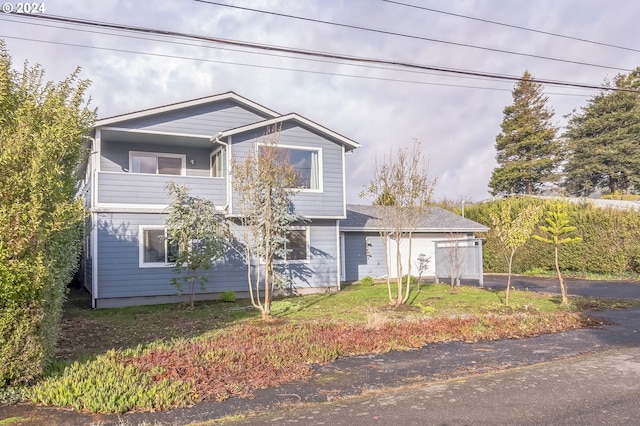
[26,281,640,414]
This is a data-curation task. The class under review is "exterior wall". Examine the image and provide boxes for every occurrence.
[112,100,271,135]
[229,122,345,218]
[101,141,215,177]
[97,172,227,207]
[93,213,339,308]
[343,232,388,281]
[97,140,227,207]
[342,232,473,281]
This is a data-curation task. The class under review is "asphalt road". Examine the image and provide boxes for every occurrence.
[480,274,640,300]
[235,346,640,425]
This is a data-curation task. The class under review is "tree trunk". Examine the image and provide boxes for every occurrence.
[506,249,515,306]
[554,245,568,305]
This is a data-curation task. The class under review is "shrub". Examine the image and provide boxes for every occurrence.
[28,350,194,413]
[465,197,640,276]
[219,290,237,303]
[360,276,375,286]
[0,43,94,384]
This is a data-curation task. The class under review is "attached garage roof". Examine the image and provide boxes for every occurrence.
[340,204,489,233]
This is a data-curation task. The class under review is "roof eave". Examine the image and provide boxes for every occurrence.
[95,91,280,127]
[219,113,360,151]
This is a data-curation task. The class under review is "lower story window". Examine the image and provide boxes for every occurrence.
[276,228,309,262]
[140,227,178,267]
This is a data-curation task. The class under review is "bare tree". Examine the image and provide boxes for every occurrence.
[230,126,303,320]
[445,236,467,290]
[361,141,437,305]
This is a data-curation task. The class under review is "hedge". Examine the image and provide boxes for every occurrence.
[464,197,640,276]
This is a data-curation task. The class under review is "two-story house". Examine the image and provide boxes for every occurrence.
[83,92,360,308]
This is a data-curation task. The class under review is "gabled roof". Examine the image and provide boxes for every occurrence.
[95,91,280,127]
[218,113,361,151]
[340,204,489,233]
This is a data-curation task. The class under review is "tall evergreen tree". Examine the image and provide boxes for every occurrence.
[563,68,640,196]
[489,71,560,196]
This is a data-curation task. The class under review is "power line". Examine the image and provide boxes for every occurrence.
[0,33,518,92]
[3,13,636,93]
[382,0,640,54]
[0,15,508,85]
[192,0,633,73]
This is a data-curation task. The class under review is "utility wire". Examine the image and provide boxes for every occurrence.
[0,19,592,97]
[382,0,640,54]
[4,13,635,93]
[192,0,633,73]
[0,16,509,85]
[0,33,520,92]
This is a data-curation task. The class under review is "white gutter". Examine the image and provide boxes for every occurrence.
[82,134,99,309]
[211,132,231,213]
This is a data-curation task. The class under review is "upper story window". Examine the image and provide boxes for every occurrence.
[130,151,185,176]
[211,148,224,178]
[261,145,321,190]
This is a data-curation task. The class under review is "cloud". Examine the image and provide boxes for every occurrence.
[2,0,638,203]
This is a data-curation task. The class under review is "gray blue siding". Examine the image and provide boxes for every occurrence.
[97,172,227,207]
[230,122,345,218]
[94,213,338,307]
[100,141,217,178]
[113,101,270,135]
[343,232,388,281]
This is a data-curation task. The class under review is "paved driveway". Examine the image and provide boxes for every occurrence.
[479,274,640,300]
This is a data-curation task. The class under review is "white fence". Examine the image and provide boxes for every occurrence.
[434,238,484,287]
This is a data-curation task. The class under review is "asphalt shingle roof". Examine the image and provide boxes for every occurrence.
[340,204,489,233]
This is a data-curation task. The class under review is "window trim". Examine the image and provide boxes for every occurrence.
[210,147,225,178]
[138,225,177,268]
[257,143,323,192]
[274,226,311,264]
[129,151,186,176]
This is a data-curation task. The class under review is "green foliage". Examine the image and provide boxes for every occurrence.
[563,68,640,196]
[534,202,583,246]
[28,350,194,413]
[466,197,640,276]
[165,182,227,309]
[533,201,582,304]
[219,290,237,303]
[0,383,26,405]
[0,41,95,384]
[360,276,375,286]
[600,191,640,201]
[489,71,560,196]
[489,200,543,305]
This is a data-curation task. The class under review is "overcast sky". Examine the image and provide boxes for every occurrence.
[2,0,639,204]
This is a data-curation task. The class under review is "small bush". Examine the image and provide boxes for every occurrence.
[28,350,194,413]
[360,276,375,286]
[0,384,26,405]
[219,290,237,303]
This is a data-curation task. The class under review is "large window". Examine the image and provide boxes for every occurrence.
[211,149,224,178]
[262,146,321,190]
[130,152,185,176]
[275,228,309,262]
[139,227,179,267]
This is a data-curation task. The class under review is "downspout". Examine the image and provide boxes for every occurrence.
[210,131,231,213]
[82,135,99,309]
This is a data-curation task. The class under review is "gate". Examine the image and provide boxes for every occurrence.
[434,238,484,287]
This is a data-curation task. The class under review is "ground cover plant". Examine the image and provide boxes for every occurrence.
[22,282,640,414]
